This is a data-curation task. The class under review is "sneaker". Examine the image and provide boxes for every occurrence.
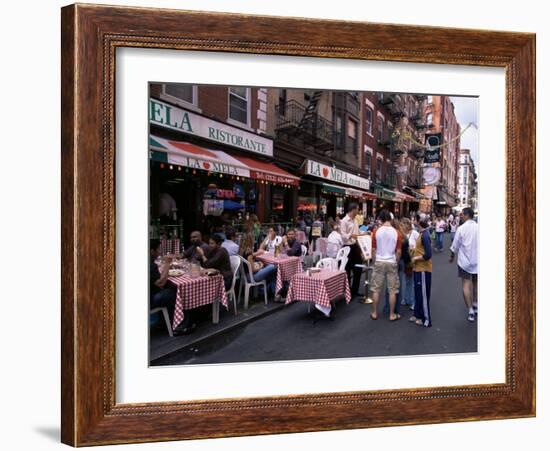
[401,300,407,305]
[467,312,475,322]
[473,303,478,315]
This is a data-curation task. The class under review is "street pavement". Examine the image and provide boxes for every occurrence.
[154,233,477,366]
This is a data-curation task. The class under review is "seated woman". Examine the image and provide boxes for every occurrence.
[258,227,282,254]
[195,234,233,290]
[239,232,277,296]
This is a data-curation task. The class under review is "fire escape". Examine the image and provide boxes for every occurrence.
[274,90,335,154]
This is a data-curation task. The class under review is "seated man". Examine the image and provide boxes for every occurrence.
[281,229,302,257]
[326,223,343,258]
[195,234,233,290]
[258,227,282,253]
[221,227,239,257]
[182,230,210,263]
[150,239,195,335]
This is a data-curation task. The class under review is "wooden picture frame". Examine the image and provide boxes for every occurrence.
[61,3,535,446]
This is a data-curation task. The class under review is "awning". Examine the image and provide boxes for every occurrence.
[394,191,417,202]
[373,184,400,202]
[403,186,425,200]
[230,155,300,186]
[437,188,457,207]
[321,183,346,196]
[151,136,249,177]
[150,135,299,185]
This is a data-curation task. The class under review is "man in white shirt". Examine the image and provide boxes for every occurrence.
[326,223,343,258]
[370,209,402,321]
[340,203,364,296]
[449,207,478,322]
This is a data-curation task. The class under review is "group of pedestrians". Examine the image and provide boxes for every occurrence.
[365,206,478,327]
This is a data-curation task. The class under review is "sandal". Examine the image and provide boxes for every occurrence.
[389,314,401,322]
[370,313,378,320]
[415,319,424,326]
[409,316,418,323]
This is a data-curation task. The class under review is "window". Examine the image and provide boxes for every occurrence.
[376,158,383,181]
[377,116,384,141]
[163,84,197,106]
[278,89,287,116]
[365,107,373,135]
[347,118,358,153]
[229,87,249,125]
[335,113,344,148]
[364,152,372,178]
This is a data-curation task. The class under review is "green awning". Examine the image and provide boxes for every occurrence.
[322,183,346,195]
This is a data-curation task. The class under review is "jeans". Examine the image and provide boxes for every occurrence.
[404,271,415,307]
[435,231,444,251]
[450,232,456,244]
[252,264,277,295]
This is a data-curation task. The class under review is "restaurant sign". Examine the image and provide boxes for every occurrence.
[149,98,273,157]
[166,153,249,178]
[305,159,370,190]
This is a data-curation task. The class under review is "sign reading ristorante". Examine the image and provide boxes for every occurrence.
[149,98,273,157]
[305,159,370,190]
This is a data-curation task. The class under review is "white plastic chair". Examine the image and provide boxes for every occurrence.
[335,246,350,272]
[227,255,241,315]
[301,245,308,258]
[150,307,173,337]
[239,256,268,309]
[316,257,338,271]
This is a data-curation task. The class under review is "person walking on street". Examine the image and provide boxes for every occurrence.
[370,209,402,321]
[340,203,365,297]
[449,207,479,322]
[409,218,433,327]
[434,216,446,252]
[449,217,458,243]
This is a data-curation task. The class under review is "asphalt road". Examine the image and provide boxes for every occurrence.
[155,233,477,366]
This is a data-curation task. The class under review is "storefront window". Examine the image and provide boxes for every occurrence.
[297,196,317,215]
[229,87,249,125]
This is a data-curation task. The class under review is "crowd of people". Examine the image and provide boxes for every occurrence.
[150,204,478,335]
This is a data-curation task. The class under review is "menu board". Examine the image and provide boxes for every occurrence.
[357,234,372,261]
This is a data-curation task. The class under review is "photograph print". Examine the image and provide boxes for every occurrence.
[148,84,479,367]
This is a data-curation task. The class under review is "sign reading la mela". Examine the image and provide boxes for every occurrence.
[149,98,273,157]
[306,159,370,190]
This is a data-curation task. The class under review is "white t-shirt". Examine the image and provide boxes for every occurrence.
[372,225,400,263]
[435,220,447,233]
[326,231,343,258]
[450,219,478,274]
[408,229,420,249]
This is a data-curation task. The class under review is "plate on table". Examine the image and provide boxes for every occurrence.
[168,269,184,277]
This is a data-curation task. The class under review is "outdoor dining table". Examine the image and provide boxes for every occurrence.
[256,254,302,294]
[285,270,351,308]
[168,271,228,329]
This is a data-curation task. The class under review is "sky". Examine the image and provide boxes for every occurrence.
[449,96,479,172]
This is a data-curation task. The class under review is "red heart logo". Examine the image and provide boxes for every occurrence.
[322,167,329,177]
[203,162,211,170]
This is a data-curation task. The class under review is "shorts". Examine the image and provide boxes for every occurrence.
[458,266,478,281]
[371,261,399,294]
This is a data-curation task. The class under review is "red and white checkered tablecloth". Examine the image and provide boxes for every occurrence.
[169,273,227,329]
[256,254,302,293]
[286,270,351,308]
[160,239,180,256]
